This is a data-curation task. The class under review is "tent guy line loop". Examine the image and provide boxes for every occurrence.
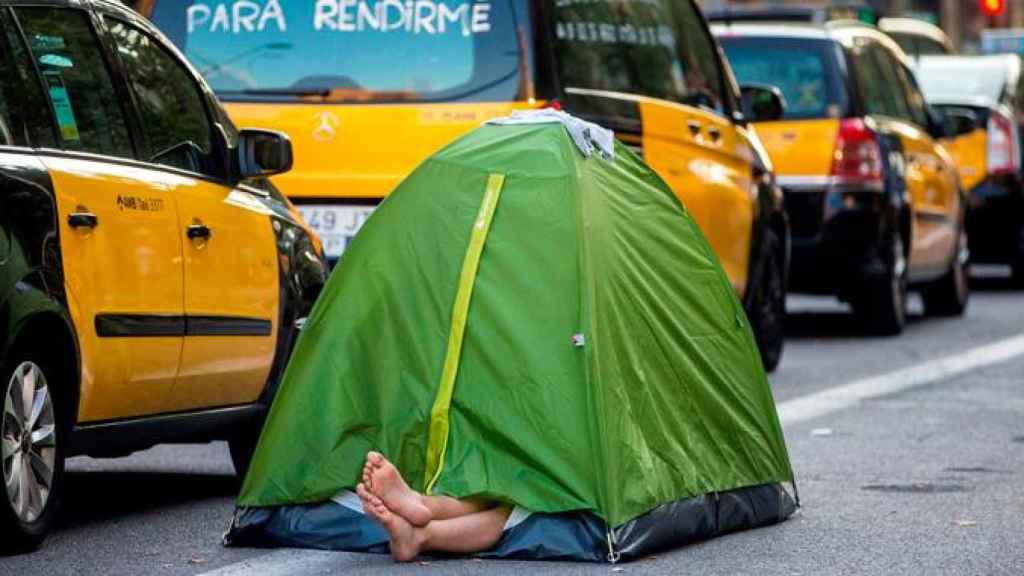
[776,332,1024,426]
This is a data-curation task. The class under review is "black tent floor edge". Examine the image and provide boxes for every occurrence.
[223,482,795,563]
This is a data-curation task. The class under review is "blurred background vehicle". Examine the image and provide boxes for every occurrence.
[135,0,792,371]
[705,2,879,25]
[879,16,955,57]
[715,20,972,335]
[914,53,1024,286]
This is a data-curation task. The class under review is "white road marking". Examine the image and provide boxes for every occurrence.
[201,333,1024,575]
[777,333,1024,425]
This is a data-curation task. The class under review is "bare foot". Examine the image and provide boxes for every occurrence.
[365,451,431,526]
[357,483,425,562]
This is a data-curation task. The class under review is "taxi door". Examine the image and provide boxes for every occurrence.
[103,14,279,411]
[640,101,754,296]
[870,45,959,273]
[14,5,185,422]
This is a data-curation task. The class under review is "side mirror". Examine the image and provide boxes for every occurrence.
[942,109,980,138]
[237,129,293,179]
[740,84,786,123]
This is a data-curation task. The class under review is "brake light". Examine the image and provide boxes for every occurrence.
[830,118,883,184]
[986,111,1019,176]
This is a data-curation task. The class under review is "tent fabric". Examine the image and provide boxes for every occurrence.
[225,483,794,562]
[230,120,795,558]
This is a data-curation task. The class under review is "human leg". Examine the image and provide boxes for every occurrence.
[416,506,512,555]
[420,494,490,520]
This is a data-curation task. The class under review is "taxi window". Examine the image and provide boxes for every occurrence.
[867,44,912,122]
[892,62,930,129]
[0,22,23,145]
[2,13,56,148]
[851,44,890,118]
[15,8,133,158]
[106,18,215,175]
[553,0,725,113]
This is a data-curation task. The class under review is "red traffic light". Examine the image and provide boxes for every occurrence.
[982,0,1006,16]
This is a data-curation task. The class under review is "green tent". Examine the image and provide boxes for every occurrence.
[227,118,795,561]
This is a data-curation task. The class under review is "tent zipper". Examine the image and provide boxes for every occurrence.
[423,173,507,493]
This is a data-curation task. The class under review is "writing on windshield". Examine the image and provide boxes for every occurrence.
[151,0,525,103]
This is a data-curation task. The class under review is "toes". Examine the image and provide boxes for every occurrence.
[357,482,372,500]
[368,451,384,467]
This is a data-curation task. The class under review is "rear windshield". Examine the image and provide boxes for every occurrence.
[720,36,845,120]
[889,33,949,57]
[146,0,530,103]
[915,64,1006,103]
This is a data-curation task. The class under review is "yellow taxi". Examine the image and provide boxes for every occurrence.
[138,0,793,370]
[1,0,326,549]
[715,21,972,334]
[914,55,1024,287]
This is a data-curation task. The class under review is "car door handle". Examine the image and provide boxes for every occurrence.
[68,211,98,229]
[707,126,722,142]
[687,120,702,137]
[187,222,211,240]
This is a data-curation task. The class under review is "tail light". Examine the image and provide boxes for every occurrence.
[986,111,1019,176]
[830,118,883,185]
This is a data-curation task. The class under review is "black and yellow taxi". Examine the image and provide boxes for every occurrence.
[137,0,792,371]
[715,21,972,334]
[0,0,327,550]
[914,54,1024,287]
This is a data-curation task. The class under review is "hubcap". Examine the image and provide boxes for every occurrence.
[2,361,56,523]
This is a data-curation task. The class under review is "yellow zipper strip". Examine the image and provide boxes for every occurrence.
[424,173,506,492]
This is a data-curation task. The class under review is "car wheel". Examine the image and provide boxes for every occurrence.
[922,231,970,316]
[1,354,64,553]
[748,230,785,372]
[856,228,907,336]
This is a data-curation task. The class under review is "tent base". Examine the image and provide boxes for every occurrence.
[224,483,795,563]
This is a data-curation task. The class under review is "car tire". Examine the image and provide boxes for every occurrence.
[1,352,65,553]
[748,230,785,373]
[922,231,970,316]
[855,228,907,336]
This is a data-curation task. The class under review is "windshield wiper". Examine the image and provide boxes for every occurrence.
[222,87,331,98]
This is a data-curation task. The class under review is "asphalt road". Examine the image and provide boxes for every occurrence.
[3,268,1023,575]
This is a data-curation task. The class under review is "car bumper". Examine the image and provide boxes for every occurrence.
[779,177,893,297]
[965,174,1024,264]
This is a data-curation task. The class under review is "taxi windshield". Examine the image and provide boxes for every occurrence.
[149,0,530,103]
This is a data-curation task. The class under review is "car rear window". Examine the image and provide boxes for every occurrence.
[146,0,531,104]
[888,33,949,57]
[915,63,1007,103]
[720,36,846,120]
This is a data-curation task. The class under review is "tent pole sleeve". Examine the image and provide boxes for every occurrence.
[424,173,506,492]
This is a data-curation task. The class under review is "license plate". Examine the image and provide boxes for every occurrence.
[296,204,376,259]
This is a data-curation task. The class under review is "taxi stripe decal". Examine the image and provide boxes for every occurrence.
[95,315,272,337]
